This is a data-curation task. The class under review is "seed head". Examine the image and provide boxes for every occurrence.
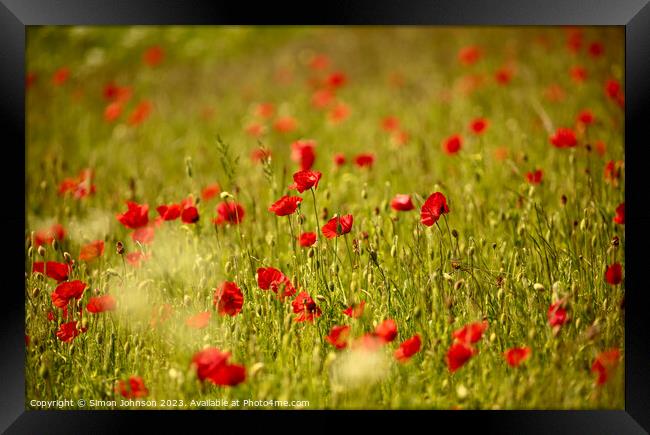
[116,241,125,255]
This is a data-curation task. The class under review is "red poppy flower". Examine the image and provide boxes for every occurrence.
[268,195,302,217]
[325,325,351,349]
[117,201,149,229]
[421,192,450,227]
[131,226,155,244]
[128,100,152,126]
[504,346,532,367]
[32,261,71,282]
[544,84,566,102]
[526,169,544,185]
[298,232,317,248]
[289,170,322,193]
[458,46,482,66]
[126,251,150,267]
[588,41,604,57]
[577,109,595,125]
[595,140,607,156]
[382,116,400,132]
[321,214,353,239]
[614,203,625,225]
[156,204,181,221]
[292,291,322,322]
[51,280,87,308]
[570,65,588,82]
[547,301,569,328]
[201,184,221,201]
[143,45,164,67]
[605,79,625,108]
[309,53,330,70]
[469,118,489,135]
[374,319,398,343]
[392,130,409,146]
[453,321,488,345]
[333,153,346,167]
[446,341,475,372]
[605,263,623,285]
[395,334,422,362]
[604,160,623,184]
[214,202,245,225]
[186,311,211,329]
[591,348,620,385]
[273,116,297,133]
[251,148,271,163]
[34,224,66,247]
[117,376,149,398]
[244,122,264,137]
[213,281,244,316]
[327,71,347,89]
[181,206,199,224]
[550,128,577,148]
[312,88,334,109]
[442,134,462,155]
[354,153,375,168]
[495,67,513,85]
[149,303,173,328]
[328,102,351,124]
[343,301,365,318]
[191,347,246,387]
[565,28,583,53]
[290,140,316,170]
[104,102,123,122]
[256,267,296,298]
[56,321,85,343]
[87,295,117,313]
[391,194,415,211]
[58,169,96,199]
[79,240,105,261]
[254,102,275,119]
[52,67,70,86]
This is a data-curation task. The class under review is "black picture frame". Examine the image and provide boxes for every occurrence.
[3,1,649,433]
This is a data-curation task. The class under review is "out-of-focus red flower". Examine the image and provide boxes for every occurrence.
[103,82,132,102]
[595,140,607,156]
[214,202,245,225]
[382,116,400,132]
[126,251,150,267]
[614,203,625,225]
[605,263,623,285]
[157,204,182,221]
[58,169,96,199]
[495,67,513,85]
[392,130,409,146]
[395,334,422,362]
[526,169,544,185]
[131,226,155,244]
[577,109,595,125]
[128,100,152,126]
[79,240,105,261]
[391,194,415,211]
[343,301,366,318]
[604,160,623,185]
[352,333,385,351]
[104,102,123,122]
[117,201,149,229]
[117,376,149,398]
[26,72,37,89]
[570,65,588,83]
[504,346,531,367]
[298,232,317,248]
[443,134,462,155]
[550,128,577,148]
[588,41,604,57]
[421,192,450,227]
[149,303,172,328]
[273,116,297,133]
[292,291,322,322]
[245,122,265,137]
[321,214,353,239]
[328,102,350,124]
[288,169,322,193]
[255,102,275,118]
[32,261,71,282]
[186,311,211,329]
[325,325,351,349]
[268,195,302,216]
[51,280,87,308]
[213,281,244,316]
[354,153,375,168]
[201,184,221,202]
[290,140,316,170]
[87,295,116,313]
[181,206,199,224]
[143,45,165,67]
[565,27,583,53]
[469,118,489,135]
[52,67,70,86]
[446,341,475,372]
[494,147,509,161]
[256,267,296,298]
[312,88,334,108]
[56,321,85,343]
[374,319,398,343]
[191,347,246,387]
[327,71,347,89]
[548,301,569,328]
[591,348,620,385]
[309,54,330,70]
[458,46,482,66]
[251,148,271,163]
[333,153,346,167]
[34,223,66,247]
[544,84,566,102]
[605,79,625,108]
[452,321,488,345]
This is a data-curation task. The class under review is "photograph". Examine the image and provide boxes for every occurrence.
[24,25,625,411]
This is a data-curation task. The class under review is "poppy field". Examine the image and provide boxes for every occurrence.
[25,27,625,410]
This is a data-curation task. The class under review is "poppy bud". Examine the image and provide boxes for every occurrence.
[322,208,328,220]
[316,295,326,302]
[63,252,72,263]
[308,248,315,258]
[32,288,40,298]
[28,246,33,258]
[116,241,124,255]
[51,239,59,251]
[451,229,459,239]
[250,362,264,378]
[491,243,497,250]
[533,283,545,291]
[38,246,46,257]
[611,236,619,247]
[454,279,464,291]
[220,191,233,199]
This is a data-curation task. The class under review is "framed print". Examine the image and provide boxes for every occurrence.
[2,0,650,433]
